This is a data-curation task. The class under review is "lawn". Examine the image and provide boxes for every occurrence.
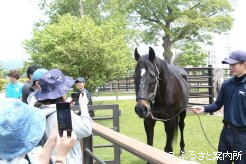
[92,99,223,164]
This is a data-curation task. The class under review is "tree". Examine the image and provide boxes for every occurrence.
[24,14,134,90]
[38,0,233,64]
[173,42,208,67]
[125,0,233,63]
[38,0,129,25]
[0,63,3,78]
[39,0,103,23]
[37,0,138,45]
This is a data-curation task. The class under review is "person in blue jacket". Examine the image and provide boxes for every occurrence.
[192,50,246,164]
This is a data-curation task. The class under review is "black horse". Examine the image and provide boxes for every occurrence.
[134,47,189,155]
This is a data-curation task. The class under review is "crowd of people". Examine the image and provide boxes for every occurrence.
[1,66,93,164]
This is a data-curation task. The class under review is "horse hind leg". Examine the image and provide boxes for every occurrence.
[179,109,186,156]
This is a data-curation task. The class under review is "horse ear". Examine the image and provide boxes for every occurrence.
[149,47,155,61]
[134,48,140,61]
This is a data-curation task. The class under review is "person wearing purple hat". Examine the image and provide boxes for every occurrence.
[191,50,246,163]
[34,69,92,164]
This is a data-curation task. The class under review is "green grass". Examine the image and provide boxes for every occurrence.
[92,100,223,164]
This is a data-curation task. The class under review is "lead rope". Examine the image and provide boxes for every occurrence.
[149,107,187,122]
[153,109,246,156]
[195,113,217,151]
[149,108,216,151]
[196,113,246,156]
[150,108,217,151]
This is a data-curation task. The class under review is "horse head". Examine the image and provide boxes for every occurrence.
[134,47,160,118]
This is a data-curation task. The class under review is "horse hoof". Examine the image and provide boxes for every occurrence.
[180,150,185,156]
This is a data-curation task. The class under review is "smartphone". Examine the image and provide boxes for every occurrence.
[56,102,73,137]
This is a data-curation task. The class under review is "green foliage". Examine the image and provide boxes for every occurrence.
[174,43,208,67]
[40,0,103,24]
[39,0,128,25]
[0,77,8,91]
[125,0,233,63]
[38,0,138,47]
[24,14,134,91]
[38,0,233,64]
[0,79,6,91]
[0,64,3,78]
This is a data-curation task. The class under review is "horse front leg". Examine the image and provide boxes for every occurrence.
[179,110,186,156]
[164,119,177,153]
[144,119,156,146]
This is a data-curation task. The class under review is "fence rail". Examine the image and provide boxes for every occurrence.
[91,122,184,164]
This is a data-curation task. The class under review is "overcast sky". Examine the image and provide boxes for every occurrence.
[0,0,43,61]
[0,0,246,62]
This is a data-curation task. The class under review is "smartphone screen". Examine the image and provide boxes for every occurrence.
[56,102,73,137]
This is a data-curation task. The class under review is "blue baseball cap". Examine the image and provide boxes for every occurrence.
[0,98,46,160]
[32,68,48,81]
[75,77,86,83]
[222,50,246,64]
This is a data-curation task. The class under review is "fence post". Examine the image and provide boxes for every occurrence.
[115,80,119,100]
[82,135,93,164]
[208,65,214,115]
[126,76,128,91]
[111,82,114,93]
[113,105,121,163]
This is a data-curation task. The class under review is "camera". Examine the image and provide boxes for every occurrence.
[71,92,81,102]
[71,92,84,114]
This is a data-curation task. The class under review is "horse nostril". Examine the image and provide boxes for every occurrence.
[142,106,148,115]
[135,106,138,113]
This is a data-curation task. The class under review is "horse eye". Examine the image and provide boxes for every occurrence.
[149,74,155,78]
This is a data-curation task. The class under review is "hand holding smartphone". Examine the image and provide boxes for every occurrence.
[56,102,73,137]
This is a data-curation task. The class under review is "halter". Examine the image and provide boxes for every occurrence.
[136,60,160,104]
